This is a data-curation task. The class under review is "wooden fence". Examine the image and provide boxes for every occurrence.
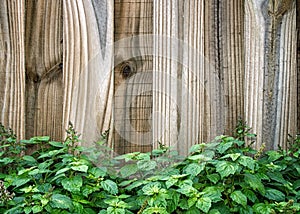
[0,0,299,154]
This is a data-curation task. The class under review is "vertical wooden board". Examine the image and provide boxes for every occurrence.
[63,0,114,145]
[202,0,227,141]
[24,0,63,140]
[180,0,207,152]
[244,0,265,148]
[219,0,245,134]
[153,0,228,154]
[0,0,25,139]
[153,0,180,151]
[276,2,297,148]
[114,0,153,154]
[297,0,300,132]
[245,0,297,149]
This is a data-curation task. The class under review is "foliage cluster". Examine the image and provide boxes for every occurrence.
[0,122,299,213]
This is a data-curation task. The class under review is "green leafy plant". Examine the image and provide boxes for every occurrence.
[0,122,299,213]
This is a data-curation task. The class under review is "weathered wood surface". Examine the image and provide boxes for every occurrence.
[63,0,114,145]
[0,0,298,154]
[297,0,300,132]
[245,0,297,150]
[114,0,153,154]
[153,0,244,153]
[0,0,25,139]
[25,0,63,141]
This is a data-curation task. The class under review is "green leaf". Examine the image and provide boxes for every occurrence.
[125,180,147,191]
[207,174,220,184]
[32,205,43,213]
[244,174,265,195]
[55,167,70,175]
[266,150,283,162]
[221,153,241,161]
[230,191,247,208]
[107,207,125,214]
[24,207,32,214]
[22,155,37,163]
[202,186,223,203]
[189,144,203,153]
[143,207,168,214]
[82,185,98,197]
[186,207,201,214]
[31,136,50,142]
[89,167,107,178]
[183,162,205,177]
[71,165,89,173]
[142,182,161,196]
[215,161,239,178]
[233,140,245,147]
[266,171,289,185]
[166,177,178,188]
[38,160,53,170]
[12,178,31,188]
[264,188,285,201]
[243,189,257,203]
[188,197,198,208]
[137,160,157,171]
[38,149,65,159]
[49,141,65,147]
[196,197,212,213]
[293,179,300,190]
[50,194,73,210]
[73,202,84,214]
[28,169,40,176]
[238,156,256,170]
[239,206,253,214]
[62,175,82,193]
[101,180,118,195]
[41,198,49,206]
[177,184,198,197]
[208,209,221,214]
[253,203,272,214]
[0,157,14,165]
[18,167,36,175]
[120,164,138,178]
[167,190,180,213]
[119,179,136,187]
[179,198,189,210]
[188,154,212,161]
[217,141,233,154]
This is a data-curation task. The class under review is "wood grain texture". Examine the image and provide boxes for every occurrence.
[0,0,298,153]
[25,0,63,140]
[245,0,297,150]
[114,0,153,154]
[153,0,245,154]
[219,0,245,134]
[63,0,114,145]
[0,0,25,139]
[153,0,182,150]
[297,0,300,132]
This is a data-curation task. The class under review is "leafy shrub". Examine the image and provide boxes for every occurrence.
[0,122,299,213]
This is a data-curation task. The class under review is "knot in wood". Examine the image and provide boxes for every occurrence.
[121,62,134,78]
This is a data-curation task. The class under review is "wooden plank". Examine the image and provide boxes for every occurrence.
[0,0,25,139]
[114,0,153,154]
[153,0,245,154]
[63,0,114,145]
[297,0,300,132]
[219,0,245,134]
[24,0,63,140]
[153,0,182,151]
[245,0,297,150]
